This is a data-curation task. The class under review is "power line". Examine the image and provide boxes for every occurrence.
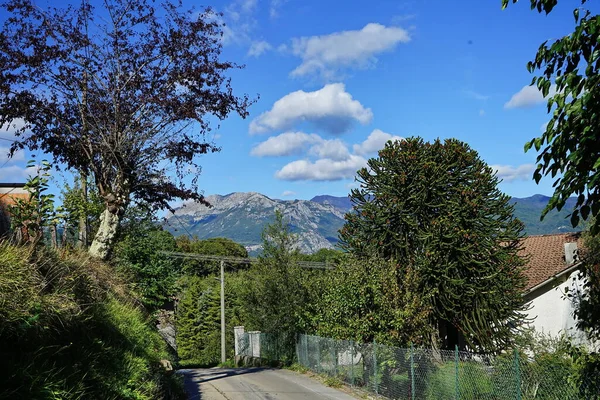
[161,251,333,269]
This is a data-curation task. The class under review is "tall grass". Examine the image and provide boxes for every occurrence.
[0,243,185,400]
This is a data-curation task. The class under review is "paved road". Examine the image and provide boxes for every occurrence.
[179,367,358,400]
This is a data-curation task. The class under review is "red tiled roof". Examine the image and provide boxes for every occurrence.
[519,232,584,290]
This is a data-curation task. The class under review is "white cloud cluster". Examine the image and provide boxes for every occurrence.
[275,155,367,181]
[0,146,24,164]
[281,190,296,197]
[247,40,272,57]
[215,0,259,45]
[249,83,373,135]
[0,118,26,141]
[250,132,322,157]
[491,164,535,182]
[504,85,557,109]
[0,165,35,180]
[251,132,350,161]
[251,129,403,182]
[289,23,410,78]
[353,129,404,155]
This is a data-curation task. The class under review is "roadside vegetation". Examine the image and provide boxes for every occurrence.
[0,243,185,400]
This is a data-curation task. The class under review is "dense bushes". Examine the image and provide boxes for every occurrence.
[0,243,184,400]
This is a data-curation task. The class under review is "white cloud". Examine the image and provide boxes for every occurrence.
[491,164,535,182]
[214,0,258,46]
[0,118,27,141]
[250,132,322,157]
[0,146,24,164]
[479,109,485,116]
[247,40,273,57]
[309,138,350,161]
[289,23,410,78]
[281,190,296,197]
[0,165,35,181]
[269,0,286,18]
[275,155,367,181]
[251,132,351,161]
[353,129,404,155]
[249,83,373,135]
[504,85,557,109]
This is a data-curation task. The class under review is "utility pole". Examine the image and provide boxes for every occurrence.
[220,260,226,364]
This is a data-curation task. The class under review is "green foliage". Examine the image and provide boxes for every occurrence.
[425,362,493,400]
[60,174,104,245]
[9,160,57,244]
[561,227,600,397]
[340,137,528,352]
[317,256,432,347]
[176,236,248,276]
[298,248,344,263]
[174,235,248,365]
[0,243,184,400]
[114,209,180,311]
[175,272,246,366]
[239,211,320,356]
[503,0,600,234]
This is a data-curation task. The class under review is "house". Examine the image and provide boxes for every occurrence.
[520,232,589,344]
[0,182,28,236]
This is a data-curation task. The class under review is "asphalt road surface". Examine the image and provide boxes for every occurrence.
[180,367,358,400]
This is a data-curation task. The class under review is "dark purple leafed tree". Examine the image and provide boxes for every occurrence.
[0,0,253,259]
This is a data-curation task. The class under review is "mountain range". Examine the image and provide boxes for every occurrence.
[164,192,580,254]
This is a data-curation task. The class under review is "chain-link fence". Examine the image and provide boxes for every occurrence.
[237,331,590,399]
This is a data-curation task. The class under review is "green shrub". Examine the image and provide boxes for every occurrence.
[0,243,184,400]
[425,361,493,400]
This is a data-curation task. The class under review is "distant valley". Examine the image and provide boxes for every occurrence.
[164,192,580,254]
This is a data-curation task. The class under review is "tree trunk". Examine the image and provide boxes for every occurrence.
[89,207,121,260]
[51,224,58,248]
[77,171,88,248]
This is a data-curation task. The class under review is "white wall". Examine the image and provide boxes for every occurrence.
[525,269,589,345]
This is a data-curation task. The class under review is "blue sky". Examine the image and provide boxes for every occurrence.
[1,0,597,202]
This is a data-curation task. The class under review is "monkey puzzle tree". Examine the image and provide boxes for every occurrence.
[340,137,529,352]
[0,0,253,259]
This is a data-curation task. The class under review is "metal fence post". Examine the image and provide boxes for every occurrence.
[331,339,337,377]
[373,340,378,395]
[455,344,459,400]
[410,343,415,400]
[350,340,355,387]
[316,336,321,373]
[514,348,521,400]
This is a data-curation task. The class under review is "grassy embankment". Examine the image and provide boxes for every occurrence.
[0,242,185,400]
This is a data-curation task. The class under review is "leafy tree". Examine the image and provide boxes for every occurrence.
[113,206,180,310]
[0,0,253,259]
[340,138,528,352]
[60,174,104,247]
[240,211,318,355]
[176,236,248,276]
[502,0,600,392]
[176,272,247,365]
[298,248,344,263]
[9,160,57,244]
[502,0,600,234]
[318,255,432,347]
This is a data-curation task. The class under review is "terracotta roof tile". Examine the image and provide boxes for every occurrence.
[519,232,584,290]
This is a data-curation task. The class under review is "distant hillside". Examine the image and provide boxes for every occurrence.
[310,195,352,211]
[164,192,580,254]
[511,194,579,235]
[164,192,346,254]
